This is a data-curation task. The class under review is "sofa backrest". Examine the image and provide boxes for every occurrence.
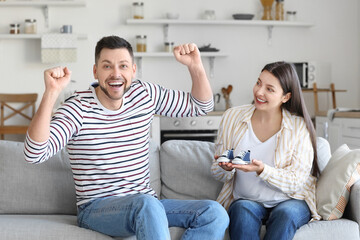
[159,140,224,200]
[0,140,161,215]
[159,137,331,201]
[0,140,77,215]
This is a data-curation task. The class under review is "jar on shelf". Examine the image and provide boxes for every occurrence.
[275,0,284,21]
[286,11,297,21]
[9,23,20,34]
[136,35,147,52]
[24,19,37,34]
[132,2,144,19]
[164,42,174,52]
[203,10,216,20]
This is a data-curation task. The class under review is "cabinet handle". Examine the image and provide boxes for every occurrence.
[348,126,360,130]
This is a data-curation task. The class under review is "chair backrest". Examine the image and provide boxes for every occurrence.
[0,93,38,140]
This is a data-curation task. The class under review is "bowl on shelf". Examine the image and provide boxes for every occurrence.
[232,13,254,20]
[166,12,180,19]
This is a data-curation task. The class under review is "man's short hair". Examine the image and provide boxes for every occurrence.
[95,36,134,64]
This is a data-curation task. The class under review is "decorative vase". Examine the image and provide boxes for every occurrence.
[260,0,275,20]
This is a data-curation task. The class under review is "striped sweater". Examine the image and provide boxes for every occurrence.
[211,104,321,220]
[24,80,213,206]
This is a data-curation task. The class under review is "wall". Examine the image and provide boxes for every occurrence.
[0,0,359,121]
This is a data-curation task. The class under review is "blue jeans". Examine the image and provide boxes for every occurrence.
[77,194,229,240]
[228,199,310,240]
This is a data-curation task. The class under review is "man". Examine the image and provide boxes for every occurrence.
[24,36,229,239]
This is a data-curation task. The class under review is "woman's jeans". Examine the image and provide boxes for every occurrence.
[77,194,229,240]
[228,199,310,240]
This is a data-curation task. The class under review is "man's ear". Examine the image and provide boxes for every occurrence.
[132,63,136,75]
[93,64,98,79]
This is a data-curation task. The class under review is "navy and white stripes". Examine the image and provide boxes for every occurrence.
[24,79,213,205]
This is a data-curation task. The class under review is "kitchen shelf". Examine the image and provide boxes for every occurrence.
[0,33,88,40]
[134,52,227,57]
[126,18,314,45]
[126,19,314,27]
[0,1,86,7]
[0,1,86,27]
[134,52,227,79]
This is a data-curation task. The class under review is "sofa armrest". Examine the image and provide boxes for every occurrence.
[345,180,360,224]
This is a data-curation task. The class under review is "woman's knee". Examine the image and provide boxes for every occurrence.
[270,200,310,226]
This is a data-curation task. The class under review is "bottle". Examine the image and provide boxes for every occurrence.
[136,35,147,52]
[132,2,144,19]
[24,19,37,34]
[275,0,284,21]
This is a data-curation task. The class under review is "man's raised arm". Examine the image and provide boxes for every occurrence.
[27,66,72,142]
[173,43,213,102]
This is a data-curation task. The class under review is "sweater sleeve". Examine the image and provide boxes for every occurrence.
[24,95,83,164]
[141,81,214,117]
[211,109,235,182]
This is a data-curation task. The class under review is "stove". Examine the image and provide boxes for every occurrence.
[159,115,222,144]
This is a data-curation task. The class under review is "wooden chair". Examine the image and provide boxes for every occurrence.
[311,83,346,116]
[0,93,38,140]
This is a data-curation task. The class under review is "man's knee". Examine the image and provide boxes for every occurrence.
[198,200,229,228]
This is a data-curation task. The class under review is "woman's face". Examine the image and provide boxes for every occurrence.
[253,70,291,112]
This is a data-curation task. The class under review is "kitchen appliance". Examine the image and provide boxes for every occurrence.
[290,61,331,89]
[160,115,221,144]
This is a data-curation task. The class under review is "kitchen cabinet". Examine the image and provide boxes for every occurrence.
[316,116,360,152]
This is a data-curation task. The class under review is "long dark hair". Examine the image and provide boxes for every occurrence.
[262,61,319,177]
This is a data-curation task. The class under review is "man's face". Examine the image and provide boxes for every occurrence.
[93,48,136,109]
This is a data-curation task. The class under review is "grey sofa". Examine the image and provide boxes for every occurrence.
[0,139,359,240]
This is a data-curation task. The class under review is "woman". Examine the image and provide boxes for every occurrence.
[211,62,320,240]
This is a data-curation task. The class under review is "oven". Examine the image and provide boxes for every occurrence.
[160,115,222,144]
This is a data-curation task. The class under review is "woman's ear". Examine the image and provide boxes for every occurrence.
[283,92,291,103]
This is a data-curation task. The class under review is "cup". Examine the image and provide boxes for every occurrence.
[60,25,72,34]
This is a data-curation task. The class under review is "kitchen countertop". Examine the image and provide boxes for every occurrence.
[333,111,360,118]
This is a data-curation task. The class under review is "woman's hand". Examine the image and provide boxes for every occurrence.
[215,155,234,171]
[232,159,265,175]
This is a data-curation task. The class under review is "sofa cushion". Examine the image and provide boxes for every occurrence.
[317,144,360,220]
[317,137,331,173]
[148,140,161,197]
[160,140,223,200]
[0,215,112,240]
[293,218,359,240]
[0,140,77,215]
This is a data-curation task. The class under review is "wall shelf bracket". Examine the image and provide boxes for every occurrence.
[43,5,49,28]
[267,25,274,46]
[136,56,143,79]
[163,24,169,43]
[209,56,215,78]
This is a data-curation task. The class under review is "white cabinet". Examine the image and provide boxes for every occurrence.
[316,116,360,152]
